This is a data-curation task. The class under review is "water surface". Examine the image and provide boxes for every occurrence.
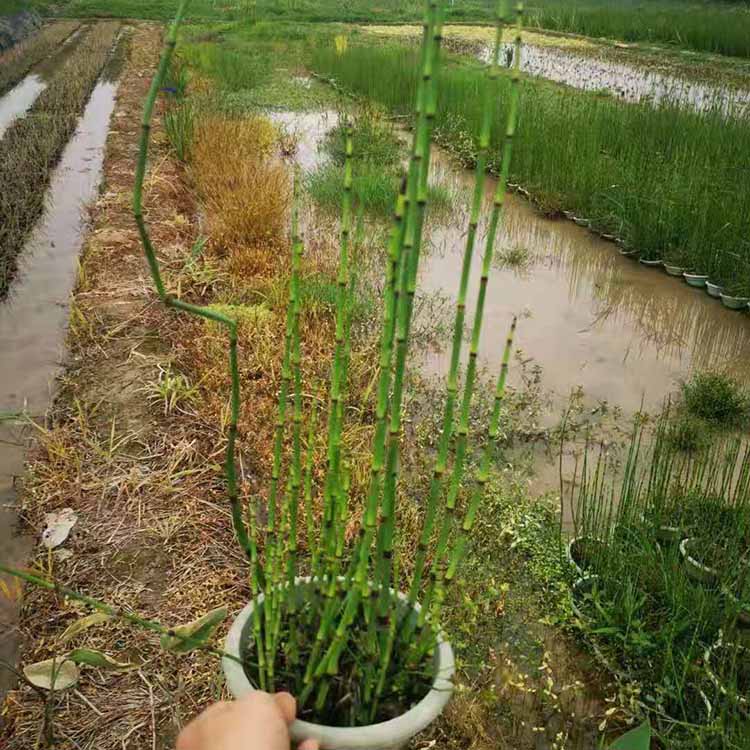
[0,78,118,699]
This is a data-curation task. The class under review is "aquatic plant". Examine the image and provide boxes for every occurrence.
[682,371,749,426]
[310,38,750,288]
[567,411,750,746]
[1,0,525,731]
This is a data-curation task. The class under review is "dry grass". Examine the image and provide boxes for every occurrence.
[191,115,292,263]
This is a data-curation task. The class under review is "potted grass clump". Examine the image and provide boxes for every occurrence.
[1,0,528,745]
[720,281,750,311]
[663,247,689,277]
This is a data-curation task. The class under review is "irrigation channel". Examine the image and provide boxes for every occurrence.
[276,108,750,413]
[0,68,120,700]
[0,27,85,140]
[364,25,750,114]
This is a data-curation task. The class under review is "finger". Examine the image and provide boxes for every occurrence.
[273,691,297,724]
[298,739,320,750]
[176,702,231,748]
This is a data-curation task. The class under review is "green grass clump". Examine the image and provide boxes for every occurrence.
[307,112,453,218]
[665,412,712,453]
[682,371,749,425]
[323,112,402,168]
[569,415,750,747]
[310,41,750,287]
[306,162,453,218]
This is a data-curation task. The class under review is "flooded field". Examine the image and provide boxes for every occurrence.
[422,153,750,413]
[0,75,118,700]
[271,109,750,417]
[363,24,750,113]
[0,26,83,137]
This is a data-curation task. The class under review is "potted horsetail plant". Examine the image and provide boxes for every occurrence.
[0,0,526,746]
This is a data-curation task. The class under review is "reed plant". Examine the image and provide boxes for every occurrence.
[567,410,750,746]
[310,40,750,288]
[0,0,526,730]
[0,21,120,297]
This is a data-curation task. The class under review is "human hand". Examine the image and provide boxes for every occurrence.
[176,691,319,750]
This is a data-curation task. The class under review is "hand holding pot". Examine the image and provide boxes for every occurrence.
[177,691,319,750]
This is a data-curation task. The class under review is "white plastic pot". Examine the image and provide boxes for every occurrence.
[684,273,708,288]
[639,258,663,267]
[720,293,750,311]
[704,633,749,714]
[706,281,724,298]
[222,582,455,750]
[680,538,719,586]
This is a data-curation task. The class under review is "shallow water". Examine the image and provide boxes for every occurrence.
[421,153,750,414]
[271,109,750,416]
[480,42,750,114]
[0,26,83,138]
[0,74,45,138]
[0,78,118,697]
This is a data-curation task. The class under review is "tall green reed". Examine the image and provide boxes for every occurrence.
[310,39,750,287]
[567,409,750,743]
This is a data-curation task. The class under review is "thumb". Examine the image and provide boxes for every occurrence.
[272,692,297,725]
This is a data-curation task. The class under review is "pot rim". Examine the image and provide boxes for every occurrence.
[222,578,455,749]
[680,537,719,580]
[704,632,749,709]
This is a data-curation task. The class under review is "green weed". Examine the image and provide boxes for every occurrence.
[682,371,748,425]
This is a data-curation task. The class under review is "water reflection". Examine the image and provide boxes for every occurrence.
[0,73,45,138]
[480,42,750,115]
[420,152,750,412]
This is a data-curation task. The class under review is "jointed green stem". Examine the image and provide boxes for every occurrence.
[421,0,524,626]
[132,0,252,565]
[408,0,510,606]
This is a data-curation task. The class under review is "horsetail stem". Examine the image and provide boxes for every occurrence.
[374,0,447,617]
[301,0,447,689]
[317,124,354,590]
[408,0,510,606]
[283,173,305,648]
[303,397,319,571]
[435,318,517,606]
[132,0,253,563]
[0,563,244,667]
[423,0,524,620]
